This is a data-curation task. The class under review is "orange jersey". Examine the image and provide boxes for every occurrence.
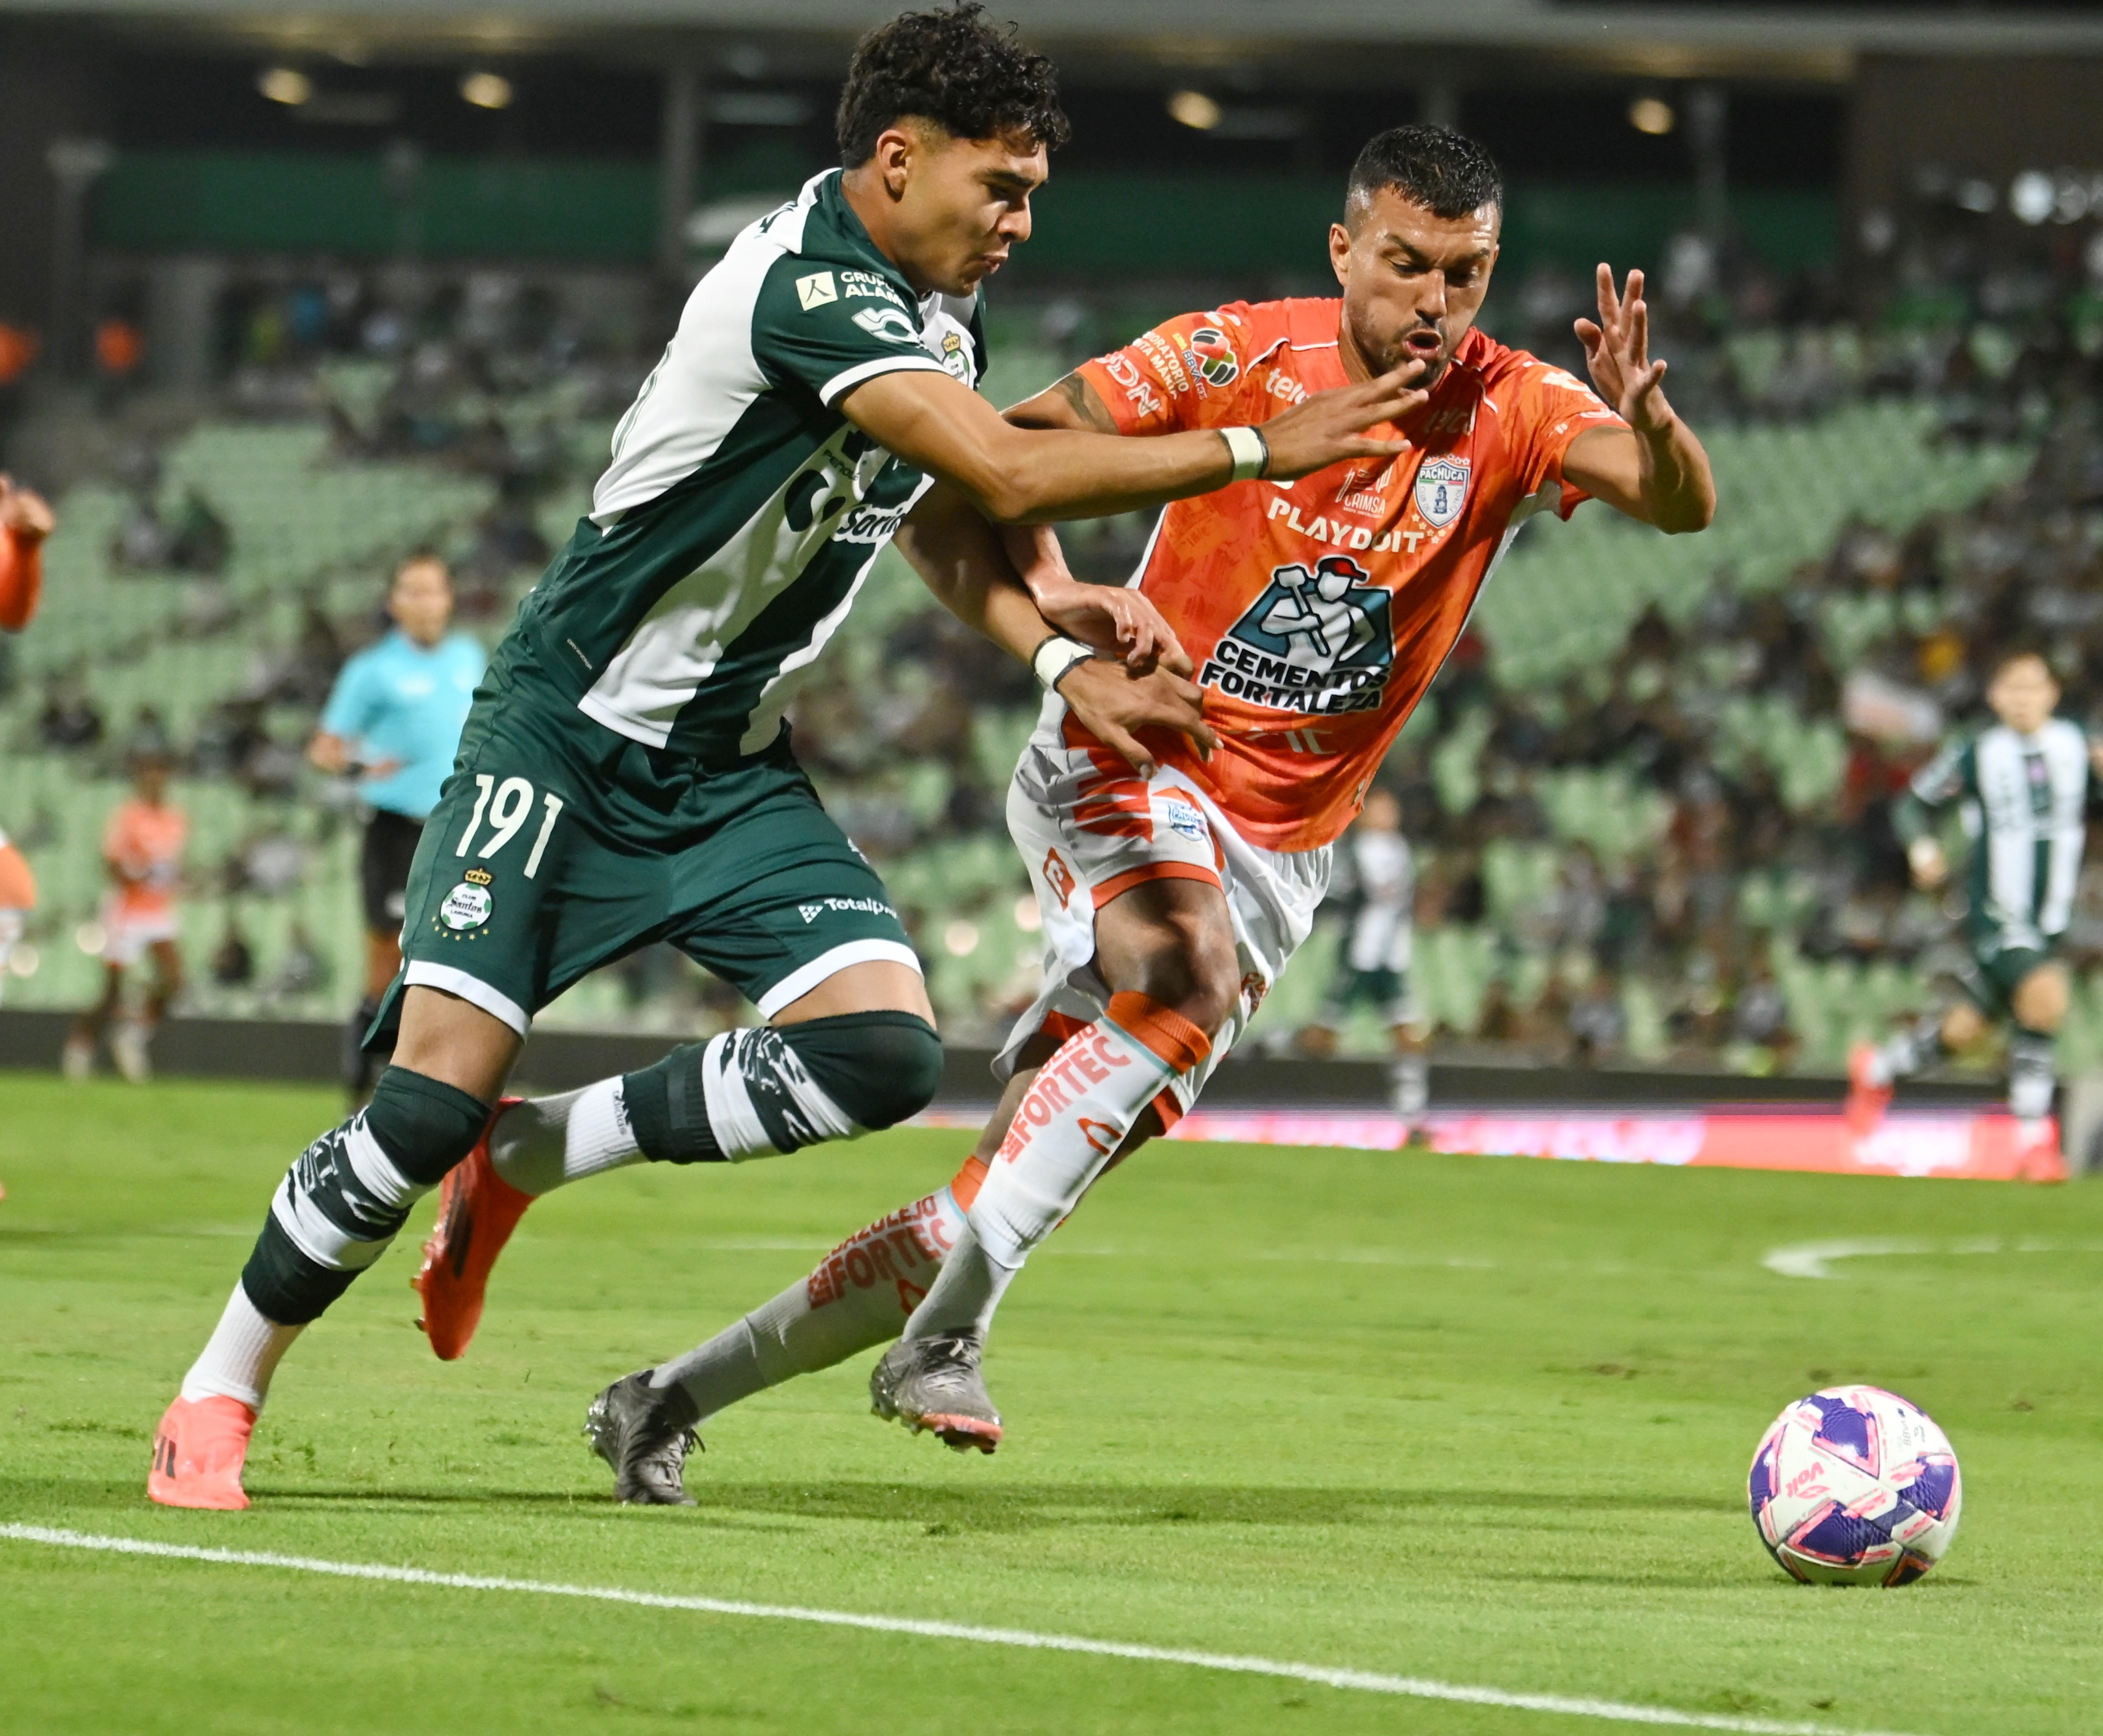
[0,526,43,633]
[0,837,34,909]
[1075,299,1625,850]
[104,799,186,919]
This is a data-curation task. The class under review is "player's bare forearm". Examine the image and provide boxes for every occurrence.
[896,487,1214,773]
[1005,373,1119,436]
[993,519,1188,675]
[842,365,1419,525]
[1564,417,1716,536]
[1635,412,1716,534]
[847,371,1235,521]
[894,484,1053,665]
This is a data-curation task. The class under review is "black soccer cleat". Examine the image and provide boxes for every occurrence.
[869,1332,1003,1454]
[584,1371,702,1505]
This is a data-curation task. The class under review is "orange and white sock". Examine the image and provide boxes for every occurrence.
[650,1185,968,1418]
[903,992,1210,1342]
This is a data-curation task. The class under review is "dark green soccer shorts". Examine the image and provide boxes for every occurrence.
[372,643,917,1043]
[1953,922,2056,1022]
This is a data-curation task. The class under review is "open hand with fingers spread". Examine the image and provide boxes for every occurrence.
[1573,264,1674,435]
[1055,658,1216,779]
[1256,358,1430,480]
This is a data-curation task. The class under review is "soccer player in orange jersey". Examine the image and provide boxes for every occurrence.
[0,473,54,996]
[1,474,55,1198]
[566,123,1716,1495]
[0,473,52,633]
[65,752,188,1084]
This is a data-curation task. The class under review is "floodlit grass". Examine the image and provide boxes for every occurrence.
[1,1072,2098,1735]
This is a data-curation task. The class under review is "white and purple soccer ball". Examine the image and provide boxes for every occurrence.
[1747,1385,1962,1586]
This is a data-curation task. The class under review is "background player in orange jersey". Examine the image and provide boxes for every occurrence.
[0,473,53,633]
[65,750,189,1084]
[0,472,55,1005]
[1,472,55,1198]
[555,122,1717,1496]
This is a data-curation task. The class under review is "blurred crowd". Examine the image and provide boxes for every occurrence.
[11,214,2103,1069]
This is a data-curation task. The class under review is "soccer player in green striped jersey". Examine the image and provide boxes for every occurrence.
[1851,647,2103,1136]
[149,3,1428,1510]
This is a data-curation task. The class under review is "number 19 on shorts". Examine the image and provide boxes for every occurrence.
[455,775,565,879]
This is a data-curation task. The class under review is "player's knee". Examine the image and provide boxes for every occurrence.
[1165,937,1243,1036]
[790,1011,945,1131]
[2013,967,2068,1031]
[361,1065,493,1186]
[1941,1002,1986,1049]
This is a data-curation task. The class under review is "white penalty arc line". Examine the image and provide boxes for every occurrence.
[4,1524,1924,1736]
[1763,1236,2103,1279]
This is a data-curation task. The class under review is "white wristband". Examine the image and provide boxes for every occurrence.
[1031,635,1093,692]
[1220,424,1268,483]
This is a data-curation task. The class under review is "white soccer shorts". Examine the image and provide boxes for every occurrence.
[996,711,1329,1120]
[99,899,179,967]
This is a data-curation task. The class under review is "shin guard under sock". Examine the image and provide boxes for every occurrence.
[239,1066,489,1326]
[905,993,1209,1341]
[651,1185,967,1420]
[624,1013,943,1164]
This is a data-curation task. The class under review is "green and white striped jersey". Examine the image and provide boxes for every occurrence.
[515,168,986,758]
[1905,718,2092,945]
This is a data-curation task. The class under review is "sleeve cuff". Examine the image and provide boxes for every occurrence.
[819,353,949,408]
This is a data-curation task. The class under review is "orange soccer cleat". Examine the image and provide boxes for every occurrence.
[147,1394,256,1510]
[1844,1041,1892,1138]
[411,1097,528,1361]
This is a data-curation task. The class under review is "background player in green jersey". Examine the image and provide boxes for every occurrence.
[147,3,1428,1510]
[1850,647,2103,1136]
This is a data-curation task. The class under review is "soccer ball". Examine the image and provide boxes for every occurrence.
[1747,1384,1961,1586]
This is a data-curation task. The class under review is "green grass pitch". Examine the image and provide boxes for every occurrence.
[2,1073,2099,1735]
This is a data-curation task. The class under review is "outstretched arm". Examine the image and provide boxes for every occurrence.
[840,361,1425,525]
[896,483,1216,778]
[1561,265,1716,535]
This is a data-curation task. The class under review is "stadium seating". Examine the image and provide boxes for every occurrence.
[1,293,2090,1090]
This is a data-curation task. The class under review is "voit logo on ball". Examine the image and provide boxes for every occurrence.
[1197,555,1393,716]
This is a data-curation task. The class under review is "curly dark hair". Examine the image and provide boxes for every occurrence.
[1347,124,1503,221]
[836,3,1070,168]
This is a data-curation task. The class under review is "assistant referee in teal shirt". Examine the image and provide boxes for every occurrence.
[310,554,485,1099]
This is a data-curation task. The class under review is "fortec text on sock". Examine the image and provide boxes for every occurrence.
[997,1028,1139,1163]
[805,1193,954,1311]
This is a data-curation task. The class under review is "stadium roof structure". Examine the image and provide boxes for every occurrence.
[6,1,2103,80]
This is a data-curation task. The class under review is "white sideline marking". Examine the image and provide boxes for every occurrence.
[3,1523,1926,1736]
[1763,1236,2103,1279]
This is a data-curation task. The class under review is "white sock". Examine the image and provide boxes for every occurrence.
[180,1283,305,1412]
[1875,1017,1944,1085]
[2009,1033,2056,1119]
[650,1187,965,1419]
[904,994,1207,1342]
[489,1078,646,1196]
